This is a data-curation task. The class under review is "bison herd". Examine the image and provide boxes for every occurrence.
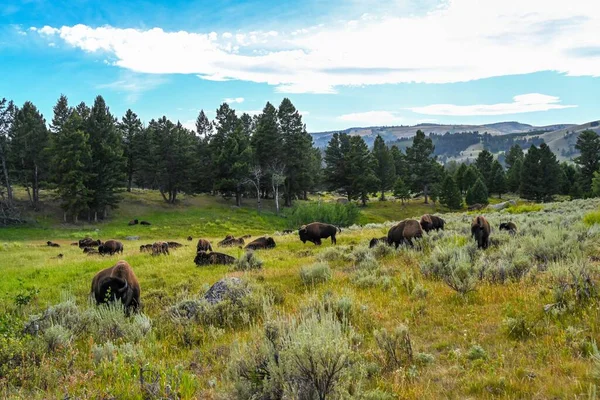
[47,213,516,315]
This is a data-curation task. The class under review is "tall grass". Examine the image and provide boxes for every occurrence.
[286,202,360,228]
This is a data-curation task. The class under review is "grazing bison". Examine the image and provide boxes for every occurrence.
[167,241,183,249]
[91,260,140,313]
[46,241,60,247]
[139,244,153,252]
[471,216,491,249]
[79,237,102,248]
[387,219,423,248]
[298,222,340,245]
[83,247,97,253]
[196,239,213,252]
[420,214,445,233]
[128,219,139,226]
[218,236,245,247]
[152,241,169,256]
[187,236,193,241]
[499,222,517,235]
[98,240,124,256]
[369,236,388,248]
[245,237,276,250]
[194,251,236,266]
[140,221,151,226]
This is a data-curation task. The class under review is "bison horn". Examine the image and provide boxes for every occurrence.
[118,279,128,293]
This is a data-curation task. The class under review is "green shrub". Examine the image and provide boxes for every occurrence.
[503,316,535,340]
[506,204,543,214]
[584,210,600,226]
[373,324,413,370]
[233,252,264,271]
[300,262,332,285]
[467,344,487,360]
[287,202,360,228]
[360,389,396,400]
[43,324,72,352]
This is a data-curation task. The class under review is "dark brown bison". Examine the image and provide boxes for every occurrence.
[70,242,78,246]
[139,244,153,252]
[245,237,276,250]
[499,222,517,235]
[194,251,236,266]
[187,236,193,241]
[241,234,252,239]
[79,237,102,248]
[472,216,491,249]
[128,219,139,226]
[152,241,169,256]
[98,240,124,256]
[167,241,183,249]
[46,241,60,247]
[87,250,100,256]
[91,260,140,313]
[299,222,340,245]
[387,219,423,248]
[140,221,151,226]
[468,203,485,211]
[83,247,97,253]
[369,236,388,248]
[420,214,445,233]
[196,239,213,252]
[218,236,245,247]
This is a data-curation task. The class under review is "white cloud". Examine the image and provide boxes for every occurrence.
[224,97,244,104]
[408,93,577,116]
[338,111,402,126]
[96,72,168,103]
[32,0,600,93]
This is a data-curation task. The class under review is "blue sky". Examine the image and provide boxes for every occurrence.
[1,0,599,132]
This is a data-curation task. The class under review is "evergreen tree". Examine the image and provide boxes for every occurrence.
[575,130,600,195]
[560,162,578,195]
[216,123,252,206]
[196,110,213,138]
[9,101,49,209]
[405,130,439,203]
[50,94,71,134]
[454,163,469,194]
[538,143,561,202]
[0,98,15,202]
[520,145,542,201]
[475,149,494,188]
[86,95,124,219]
[119,109,143,192]
[390,145,409,183]
[505,144,524,169]
[51,111,92,222]
[372,135,396,200]
[347,135,378,206]
[252,102,282,196]
[324,132,351,198]
[506,158,523,193]
[591,171,600,197]
[490,160,506,198]
[194,109,214,193]
[465,178,488,206]
[463,165,483,191]
[440,175,462,210]
[393,177,410,204]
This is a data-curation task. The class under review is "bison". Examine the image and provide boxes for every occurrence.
[46,241,60,247]
[196,239,213,252]
[139,244,153,252]
[298,222,340,246]
[369,236,388,248]
[167,241,183,249]
[187,236,193,241]
[471,215,491,249]
[194,251,236,266]
[282,229,293,235]
[70,242,78,246]
[98,240,124,256]
[499,222,517,235]
[218,236,245,247]
[79,237,102,248]
[91,260,140,313]
[420,214,445,233]
[140,221,151,226]
[83,247,97,253]
[245,237,276,250]
[152,241,169,256]
[387,219,423,248]
[128,219,139,226]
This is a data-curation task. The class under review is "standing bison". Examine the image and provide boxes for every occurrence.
[79,237,102,248]
[499,222,517,235]
[152,241,169,256]
[298,222,340,245]
[245,237,276,250]
[369,237,388,248]
[98,240,124,255]
[91,260,140,313]
[196,239,213,252]
[420,214,445,233]
[387,219,423,248]
[471,216,491,249]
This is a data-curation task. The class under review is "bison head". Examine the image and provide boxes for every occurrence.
[298,226,308,243]
[97,277,130,305]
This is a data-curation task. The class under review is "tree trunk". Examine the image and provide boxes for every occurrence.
[127,173,133,192]
[74,214,78,223]
[423,184,429,204]
[94,211,98,222]
[33,163,39,209]
[284,181,292,207]
[63,212,67,223]
[256,187,261,213]
[274,186,280,215]
[0,155,12,202]
[303,191,308,201]
[25,185,33,208]
[380,190,385,201]
[236,191,241,207]
[103,208,107,219]
[159,188,169,203]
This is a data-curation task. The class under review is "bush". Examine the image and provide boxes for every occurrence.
[234,252,263,271]
[373,324,413,370]
[503,315,535,340]
[300,262,332,285]
[43,324,72,352]
[584,210,600,226]
[506,204,543,214]
[287,202,360,228]
[467,344,487,360]
[550,259,598,312]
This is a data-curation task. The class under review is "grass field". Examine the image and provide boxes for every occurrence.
[2,190,600,399]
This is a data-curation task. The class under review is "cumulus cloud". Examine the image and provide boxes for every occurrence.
[32,0,600,93]
[224,97,244,104]
[408,93,577,116]
[338,111,402,126]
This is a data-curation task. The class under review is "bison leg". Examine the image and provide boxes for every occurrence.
[331,235,336,245]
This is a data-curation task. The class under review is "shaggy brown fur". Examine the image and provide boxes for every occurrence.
[193,251,236,266]
[419,214,434,233]
[152,241,169,256]
[139,244,153,252]
[46,241,60,247]
[387,219,423,248]
[471,215,491,249]
[91,260,140,312]
[98,240,124,255]
[218,237,245,247]
[499,222,517,235]
[245,237,276,250]
[79,237,102,248]
[369,236,388,248]
[167,241,183,249]
[196,239,213,252]
[83,247,97,253]
[128,219,139,226]
[298,222,340,245]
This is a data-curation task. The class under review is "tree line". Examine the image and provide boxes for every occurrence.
[0,95,319,222]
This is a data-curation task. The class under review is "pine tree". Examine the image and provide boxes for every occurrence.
[9,101,49,209]
[347,135,378,206]
[324,132,351,198]
[393,177,410,204]
[0,98,15,202]
[454,163,469,194]
[194,109,214,193]
[463,165,483,192]
[506,158,523,193]
[50,94,71,134]
[465,178,488,206]
[475,149,494,188]
[119,109,142,192]
[538,143,561,202]
[575,130,600,195]
[405,130,439,203]
[51,111,92,222]
[390,145,409,183]
[86,95,125,219]
[505,144,524,170]
[252,102,282,196]
[440,175,462,210]
[520,145,542,201]
[591,171,600,197]
[196,110,213,138]
[559,162,578,195]
[372,135,396,200]
[490,160,506,198]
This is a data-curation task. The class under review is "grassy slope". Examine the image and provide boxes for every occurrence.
[1,191,599,398]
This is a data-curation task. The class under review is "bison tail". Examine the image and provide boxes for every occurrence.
[337,226,342,233]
